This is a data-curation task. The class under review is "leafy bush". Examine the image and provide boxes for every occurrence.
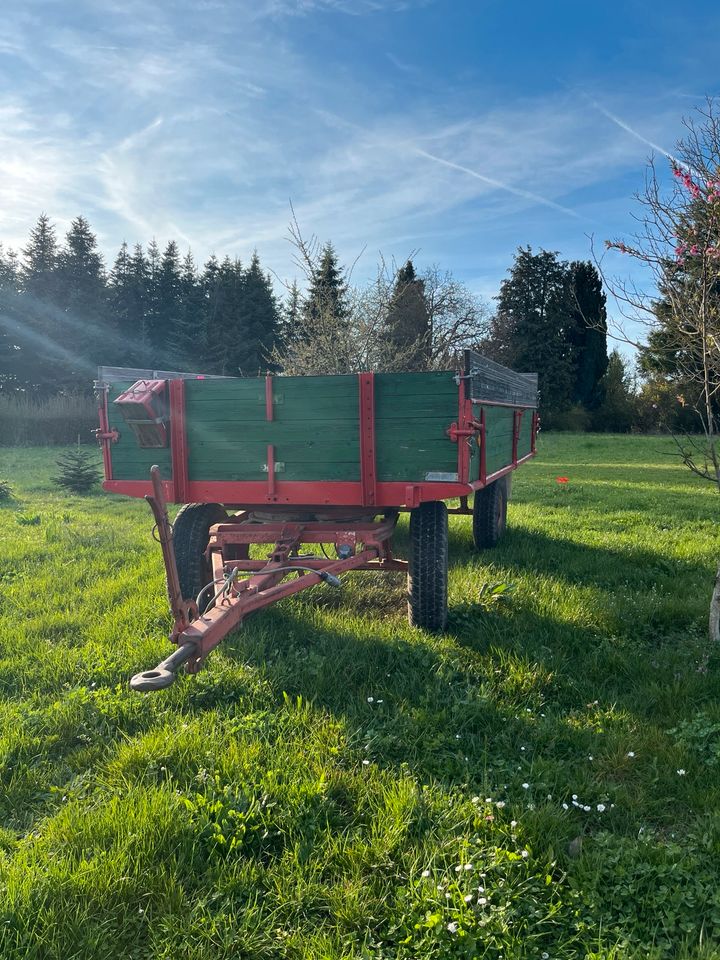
[52,449,101,494]
[0,478,13,502]
[668,713,720,766]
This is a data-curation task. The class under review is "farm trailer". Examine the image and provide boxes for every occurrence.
[95,351,538,691]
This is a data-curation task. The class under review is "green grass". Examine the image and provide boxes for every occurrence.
[1,434,720,959]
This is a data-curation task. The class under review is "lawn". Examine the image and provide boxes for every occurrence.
[1,433,720,959]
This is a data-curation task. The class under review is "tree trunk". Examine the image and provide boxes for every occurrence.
[711,563,720,643]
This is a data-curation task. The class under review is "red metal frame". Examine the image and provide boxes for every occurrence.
[169,378,189,502]
[175,511,403,671]
[95,388,116,480]
[358,373,377,506]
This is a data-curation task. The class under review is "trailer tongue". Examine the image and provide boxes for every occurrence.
[96,352,538,691]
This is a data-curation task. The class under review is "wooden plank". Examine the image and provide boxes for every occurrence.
[186,421,360,444]
[187,460,360,482]
[185,397,360,421]
[187,439,359,464]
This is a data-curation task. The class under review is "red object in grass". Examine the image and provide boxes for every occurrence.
[556,476,569,484]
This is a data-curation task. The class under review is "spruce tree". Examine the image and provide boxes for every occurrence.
[176,250,204,370]
[567,261,608,410]
[55,216,109,380]
[155,240,183,367]
[18,214,61,391]
[145,239,162,362]
[302,242,349,330]
[280,279,302,349]
[108,241,146,366]
[384,260,431,370]
[236,252,281,374]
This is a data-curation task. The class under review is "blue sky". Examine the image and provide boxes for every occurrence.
[1,0,719,323]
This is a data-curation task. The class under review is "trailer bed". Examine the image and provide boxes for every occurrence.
[96,353,538,509]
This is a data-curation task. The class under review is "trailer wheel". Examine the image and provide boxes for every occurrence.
[408,501,448,632]
[173,503,228,604]
[472,478,507,550]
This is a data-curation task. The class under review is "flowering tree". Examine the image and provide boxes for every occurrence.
[602,100,720,640]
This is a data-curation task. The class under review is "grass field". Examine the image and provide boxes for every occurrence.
[1,434,720,959]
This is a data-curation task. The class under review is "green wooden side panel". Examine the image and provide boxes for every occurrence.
[184,375,360,482]
[483,406,515,477]
[107,372,530,487]
[518,410,533,459]
[374,372,458,482]
[107,380,173,481]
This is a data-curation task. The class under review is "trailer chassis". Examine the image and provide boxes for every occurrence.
[130,467,405,691]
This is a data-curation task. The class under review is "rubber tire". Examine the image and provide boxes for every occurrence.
[172,502,228,602]
[472,478,507,550]
[408,501,448,632]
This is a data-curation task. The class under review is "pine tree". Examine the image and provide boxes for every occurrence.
[154,240,183,367]
[176,250,204,370]
[302,242,349,330]
[592,350,635,432]
[567,261,608,409]
[17,214,62,391]
[55,216,109,381]
[202,255,242,375]
[384,260,431,370]
[145,239,162,362]
[236,252,281,374]
[108,241,148,366]
[488,247,575,420]
[280,279,302,349]
[22,213,58,300]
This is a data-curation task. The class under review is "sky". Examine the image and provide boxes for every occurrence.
[1,0,719,329]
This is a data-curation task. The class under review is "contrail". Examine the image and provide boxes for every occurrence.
[414,148,580,218]
[588,99,684,167]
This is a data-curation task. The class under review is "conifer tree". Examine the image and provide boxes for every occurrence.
[55,216,108,378]
[567,261,608,410]
[176,250,204,369]
[302,242,349,330]
[155,240,183,367]
[280,279,302,349]
[489,247,575,420]
[383,260,430,370]
[236,252,281,374]
[109,241,147,366]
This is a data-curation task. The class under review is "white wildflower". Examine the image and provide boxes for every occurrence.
[362,759,370,765]
[471,796,480,803]
[421,870,430,877]
[522,782,530,789]
[596,803,606,812]
[583,805,591,812]
[367,696,374,703]
[677,769,686,776]
[521,849,529,858]
[510,820,518,828]
[627,751,635,758]
[464,863,473,871]
[464,894,473,903]
[477,896,488,905]
[562,803,569,810]
[447,922,458,934]
[496,800,506,809]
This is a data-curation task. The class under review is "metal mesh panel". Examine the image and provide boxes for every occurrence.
[463,350,538,407]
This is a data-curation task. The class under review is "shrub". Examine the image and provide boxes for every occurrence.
[0,479,13,502]
[52,449,101,494]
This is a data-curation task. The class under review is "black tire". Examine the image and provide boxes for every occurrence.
[472,478,507,550]
[172,502,228,604]
[408,501,448,632]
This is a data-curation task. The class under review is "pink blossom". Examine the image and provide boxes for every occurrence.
[689,244,700,256]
